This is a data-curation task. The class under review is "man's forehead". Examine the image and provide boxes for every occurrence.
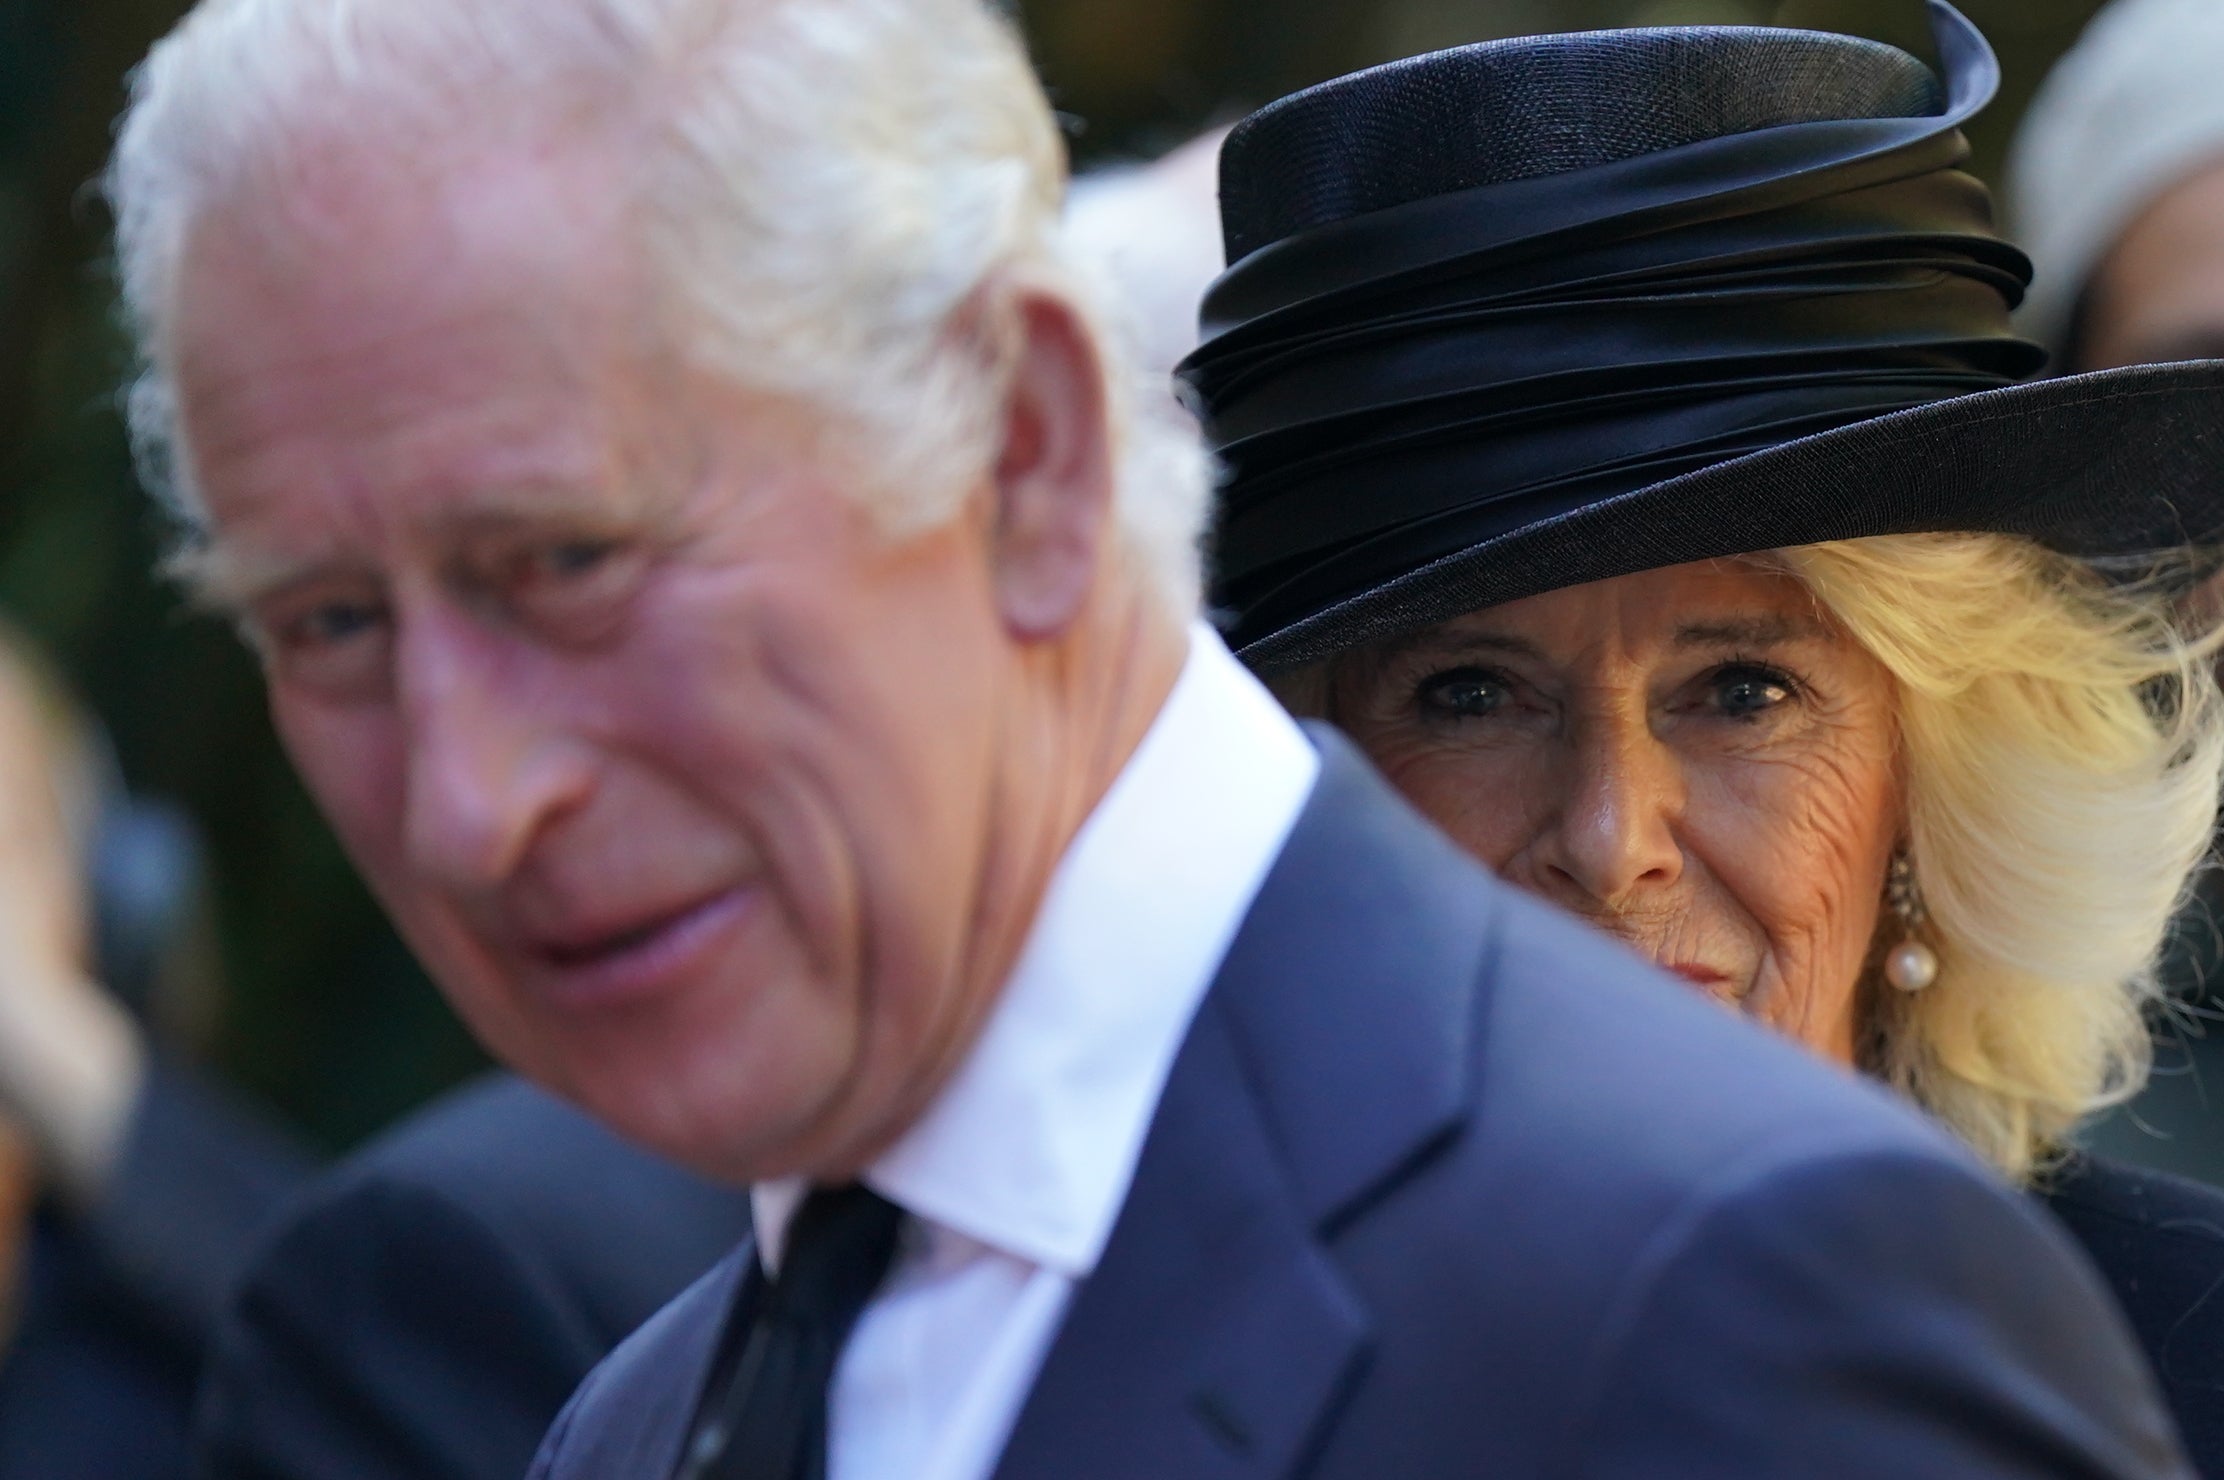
[166,130,700,584]
[181,124,644,336]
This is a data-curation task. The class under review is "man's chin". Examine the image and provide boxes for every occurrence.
[543,1030,854,1185]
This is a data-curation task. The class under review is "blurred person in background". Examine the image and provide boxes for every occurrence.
[1063,126,1229,414]
[1183,2,2224,1469]
[0,621,309,1479]
[97,0,2203,1476]
[2010,0,2224,376]
[2008,0,2224,1195]
[195,1071,752,1480]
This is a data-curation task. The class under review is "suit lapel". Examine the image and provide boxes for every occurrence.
[991,732,1498,1480]
[989,998,1369,1479]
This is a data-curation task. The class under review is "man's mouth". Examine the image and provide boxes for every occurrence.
[541,906,696,967]
[523,888,754,1004]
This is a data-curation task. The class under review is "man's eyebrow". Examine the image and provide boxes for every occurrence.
[425,484,651,534]
[417,466,702,546]
[163,540,339,614]
[164,481,684,612]
[1673,614,1833,649]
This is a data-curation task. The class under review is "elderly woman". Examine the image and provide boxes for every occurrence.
[1180,3,2224,1470]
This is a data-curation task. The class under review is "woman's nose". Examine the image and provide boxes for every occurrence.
[1531,719,1685,911]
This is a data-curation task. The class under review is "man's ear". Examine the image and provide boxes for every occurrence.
[989,287,1115,642]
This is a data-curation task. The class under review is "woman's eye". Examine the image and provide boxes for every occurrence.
[1711,664,1795,720]
[1418,667,1510,719]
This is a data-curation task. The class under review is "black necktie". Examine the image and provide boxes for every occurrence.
[675,1184,905,1480]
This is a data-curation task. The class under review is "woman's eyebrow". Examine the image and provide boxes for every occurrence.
[1387,629,1548,664]
[1673,615,1832,649]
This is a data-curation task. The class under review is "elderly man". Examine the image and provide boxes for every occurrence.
[184,134,1232,1480]
[108,0,2190,1476]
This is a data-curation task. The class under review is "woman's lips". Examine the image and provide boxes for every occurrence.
[524,887,755,1008]
[1663,962,1730,989]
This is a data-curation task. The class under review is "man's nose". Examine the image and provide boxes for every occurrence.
[1531,717,1685,911]
[396,616,590,889]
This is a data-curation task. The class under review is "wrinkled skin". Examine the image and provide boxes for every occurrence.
[172,137,1177,1184]
[1325,560,1902,1065]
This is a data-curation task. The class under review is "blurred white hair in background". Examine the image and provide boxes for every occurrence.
[1062,128,1228,407]
[2008,0,2224,357]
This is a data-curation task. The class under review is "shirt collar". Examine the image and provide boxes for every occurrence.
[756,624,1318,1278]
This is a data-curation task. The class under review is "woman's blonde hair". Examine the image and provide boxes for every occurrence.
[1278,531,2224,1182]
[1775,532,2224,1182]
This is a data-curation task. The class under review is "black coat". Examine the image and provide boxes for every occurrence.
[194,1075,752,1480]
[2046,1154,2224,1480]
[0,1062,310,1480]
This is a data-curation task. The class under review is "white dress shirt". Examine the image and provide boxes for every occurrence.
[752,623,1319,1480]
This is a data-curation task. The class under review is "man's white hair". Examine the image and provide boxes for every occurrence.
[107,0,1211,613]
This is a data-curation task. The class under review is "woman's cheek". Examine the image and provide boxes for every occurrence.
[1387,744,1551,870]
[1695,744,1895,1059]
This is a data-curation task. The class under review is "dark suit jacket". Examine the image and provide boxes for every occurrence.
[531,734,2188,1479]
[194,1075,752,1480]
[2046,1154,2224,1480]
[0,1061,311,1480]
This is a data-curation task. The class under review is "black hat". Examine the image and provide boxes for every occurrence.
[1181,1,2224,673]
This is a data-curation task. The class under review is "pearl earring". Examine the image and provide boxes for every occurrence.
[1884,851,1938,993]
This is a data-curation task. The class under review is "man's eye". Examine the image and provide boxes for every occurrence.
[525,540,619,583]
[1418,667,1509,719]
[1711,664,1795,719]
[504,538,646,642]
[256,593,393,698]
[280,599,387,649]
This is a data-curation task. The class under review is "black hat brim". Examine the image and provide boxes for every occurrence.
[1233,359,2224,674]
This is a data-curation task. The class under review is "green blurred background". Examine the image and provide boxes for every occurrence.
[0,0,2119,1151]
